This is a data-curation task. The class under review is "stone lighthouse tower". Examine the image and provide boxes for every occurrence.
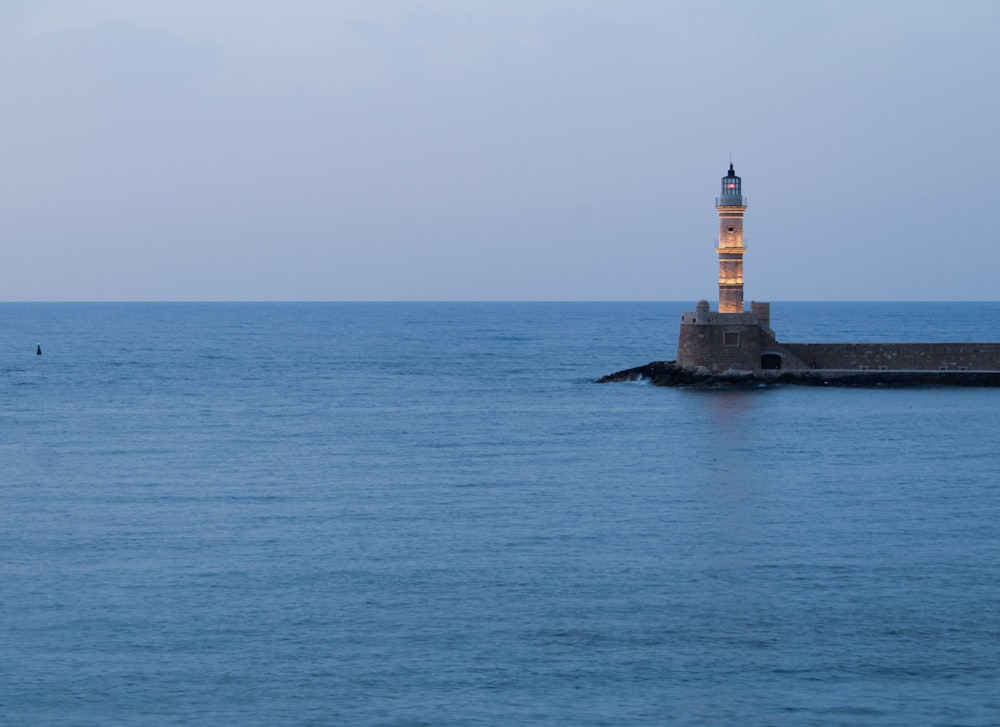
[676,163,771,372]
[716,163,747,313]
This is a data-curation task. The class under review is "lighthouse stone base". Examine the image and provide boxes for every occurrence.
[676,300,783,372]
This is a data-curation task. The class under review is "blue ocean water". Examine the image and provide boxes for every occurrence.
[2,302,999,726]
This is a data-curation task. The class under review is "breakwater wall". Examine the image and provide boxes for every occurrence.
[779,343,1000,372]
[598,361,1000,387]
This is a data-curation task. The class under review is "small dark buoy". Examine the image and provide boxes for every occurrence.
[36,343,42,356]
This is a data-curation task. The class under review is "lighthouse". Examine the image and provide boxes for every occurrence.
[675,163,772,372]
[716,163,747,313]
[663,162,1000,378]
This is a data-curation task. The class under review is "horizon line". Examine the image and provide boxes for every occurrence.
[2,299,999,305]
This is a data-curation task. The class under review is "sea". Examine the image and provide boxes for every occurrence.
[2,301,999,726]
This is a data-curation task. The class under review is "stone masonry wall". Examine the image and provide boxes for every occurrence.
[778,343,1000,371]
[677,322,763,371]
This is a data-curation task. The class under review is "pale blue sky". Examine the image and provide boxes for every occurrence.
[1,0,997,301]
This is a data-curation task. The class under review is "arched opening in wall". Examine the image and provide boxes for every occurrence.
[761,353,782,370]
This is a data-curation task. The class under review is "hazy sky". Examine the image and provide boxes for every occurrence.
[1,0,997,301]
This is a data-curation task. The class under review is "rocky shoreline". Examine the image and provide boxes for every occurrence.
[597,361,1000,387]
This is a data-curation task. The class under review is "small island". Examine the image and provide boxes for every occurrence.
[600,165,1000,387]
